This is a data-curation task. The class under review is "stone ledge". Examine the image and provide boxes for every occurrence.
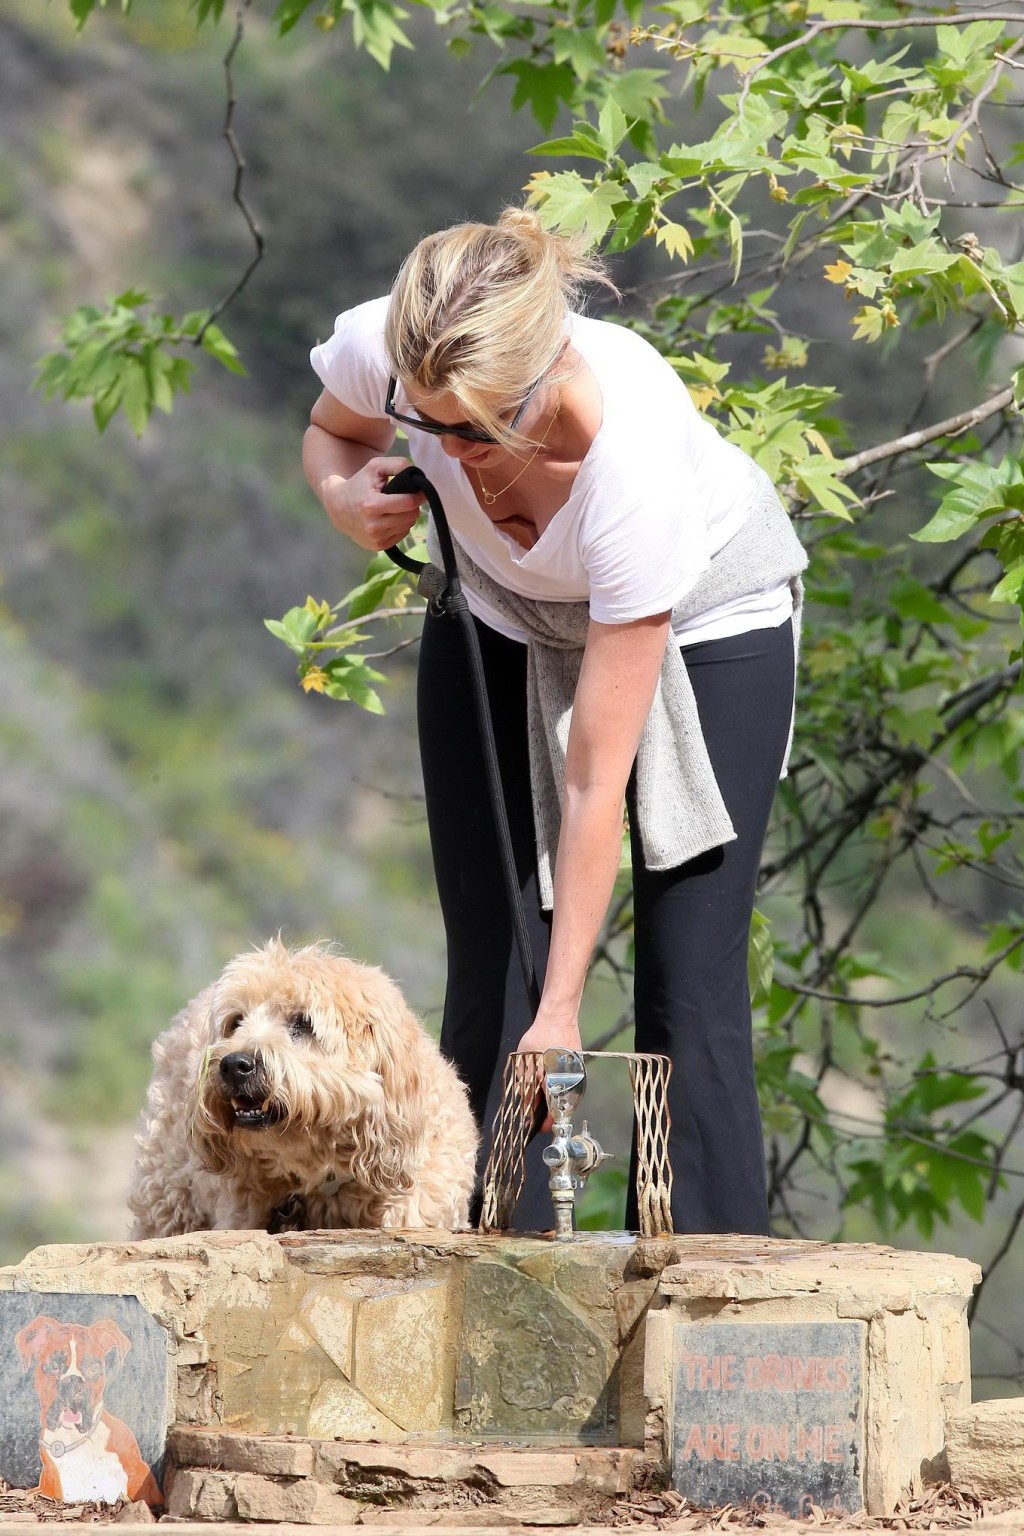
[944,1398,1024,1499]
[166,1430,647,1524]
[657,1237,981,1305]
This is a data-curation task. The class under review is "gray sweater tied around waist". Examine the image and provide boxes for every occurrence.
[421,461,809,910]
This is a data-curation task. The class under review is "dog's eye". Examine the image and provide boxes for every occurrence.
[289,1013,314,1040]
[224,1013,244,1036]
[43,1352,68,1375]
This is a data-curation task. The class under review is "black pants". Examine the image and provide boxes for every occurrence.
[417,607,795,1234]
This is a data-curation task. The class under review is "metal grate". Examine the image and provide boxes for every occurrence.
[479,1050,673,1236]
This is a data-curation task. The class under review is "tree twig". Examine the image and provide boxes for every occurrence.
[196,0,265,345]
[836,388,1017,479]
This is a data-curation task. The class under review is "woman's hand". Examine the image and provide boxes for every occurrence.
[320,455,424,551]
[304,389,423,551]
[515,1013,583,1061]
[514,1011,583,1134]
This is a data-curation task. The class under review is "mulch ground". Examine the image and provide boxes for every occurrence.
[612,1485,1021,1530]
[0,1483,153,1524]
[1,1479,1021,1528]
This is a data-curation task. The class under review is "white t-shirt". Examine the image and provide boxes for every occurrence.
[310,298,792,646]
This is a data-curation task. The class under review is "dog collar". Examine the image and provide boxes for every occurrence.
[317,1166,354,1197]
[268,1167,355,1233]
[43,1422,101,1459]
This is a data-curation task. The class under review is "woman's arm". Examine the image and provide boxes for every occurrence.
[516,610,672,1059]
[304,388,424,550]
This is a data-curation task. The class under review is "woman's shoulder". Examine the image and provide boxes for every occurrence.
[571,312,670,366]
[310,295,391,411]
[313,295,390,355]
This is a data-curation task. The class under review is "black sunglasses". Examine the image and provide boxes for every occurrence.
[384,375,542,445]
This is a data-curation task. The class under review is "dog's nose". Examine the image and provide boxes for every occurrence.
[220,1052,258,1089]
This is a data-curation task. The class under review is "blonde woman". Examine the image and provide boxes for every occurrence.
[303,208,807,1233]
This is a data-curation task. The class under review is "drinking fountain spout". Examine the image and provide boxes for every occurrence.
[541,1048,610,1239]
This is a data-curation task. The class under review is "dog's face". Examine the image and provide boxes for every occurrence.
[187,940,423,1189]
[15,1317,131,1441]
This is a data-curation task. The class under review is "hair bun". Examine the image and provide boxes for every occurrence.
[498,204,579,272]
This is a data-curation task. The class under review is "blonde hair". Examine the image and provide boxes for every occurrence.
[385,207,615,448]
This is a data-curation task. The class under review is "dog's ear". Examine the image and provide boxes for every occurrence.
[184,1039,242,1177]
[349,999,427,1197]
[14,1316,61,1371]
[88,1319,133,1373]
[186,1113,242,1177]
[351,1091,418,1197]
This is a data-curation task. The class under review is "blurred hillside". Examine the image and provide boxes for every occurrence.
[0,0,542,1249]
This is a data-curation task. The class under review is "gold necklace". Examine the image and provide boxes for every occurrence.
[475,397,560,506]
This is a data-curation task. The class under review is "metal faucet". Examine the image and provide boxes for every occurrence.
[541,1048,609,1239]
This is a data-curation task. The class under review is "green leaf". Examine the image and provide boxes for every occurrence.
[914,462,1021,542]
[528,172,625,246]
[655,220,693,263]
[794,456,858,519]
[597,96,629,158]
[600,69,669,129]
[990,563,1024,607]
[500,60,578,132]
[552,27,606,84]
[273,0,318,35]
[748,908,774,1008]
[266,606,319,655]
[199,323,248,377]
[889,576,952,627]
[529,128,608,163]
[627,161,665,200]
[889,241,958,280]
[121,356,151,438]
[341,568,405,620]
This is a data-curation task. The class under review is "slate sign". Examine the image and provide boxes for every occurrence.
[0,1292,169,1509]
[671,1321,865,1517]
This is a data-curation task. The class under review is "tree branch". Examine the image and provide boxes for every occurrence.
[196,0,265,345]
[836,387,1017,479]
[736,13,1024,110]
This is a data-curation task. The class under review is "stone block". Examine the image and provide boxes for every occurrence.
[579,1448,639,1495]
[551,1249,617,1317]
[308,1378,404,1441]
[615,1282,659,1343]
[473,1450,579,1487]
[232,1470,318,1521]
[166,1468,236,1520]
[352,1278,449,1431]
[169,1428,313,1476]
[649,1236,979,1518]
[945,1398,1024,1498]
[315,1440,475,1487]
[306,1482,365,1524]
[301,1290,356,1377]
[277,1320,315,1354]
[176,1362,219,1424]
[456,1262,615,1439]
[175,1336,211,1366]
[617,1309,649,1447]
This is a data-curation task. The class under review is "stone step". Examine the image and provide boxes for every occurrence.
[166,1429,647,1526]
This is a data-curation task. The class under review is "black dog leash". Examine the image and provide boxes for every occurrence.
[383,466,542,1020]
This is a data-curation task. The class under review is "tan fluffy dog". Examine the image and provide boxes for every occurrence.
[128,940,479,1235]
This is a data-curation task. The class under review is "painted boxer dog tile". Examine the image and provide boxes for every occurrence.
[14,1315,162,1508]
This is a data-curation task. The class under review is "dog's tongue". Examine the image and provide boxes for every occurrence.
[60,1409,82,1429]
